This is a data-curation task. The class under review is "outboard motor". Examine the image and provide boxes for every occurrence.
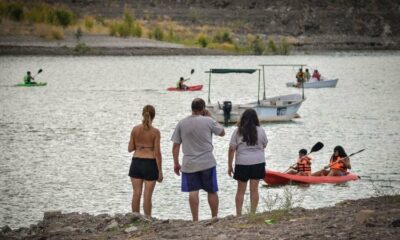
[222,101,232,126]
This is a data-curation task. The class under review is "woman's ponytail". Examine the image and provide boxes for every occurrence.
[142,105,155,130]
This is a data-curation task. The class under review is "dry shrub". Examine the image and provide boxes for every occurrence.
[84,15,94,31]
[36,24,64,40]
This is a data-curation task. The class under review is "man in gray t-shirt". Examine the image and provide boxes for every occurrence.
[171,98,225,221]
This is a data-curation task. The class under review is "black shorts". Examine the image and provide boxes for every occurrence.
[128,157,158,181]
[233,162,266,182]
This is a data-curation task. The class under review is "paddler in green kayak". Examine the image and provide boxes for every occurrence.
[24,71,36,84]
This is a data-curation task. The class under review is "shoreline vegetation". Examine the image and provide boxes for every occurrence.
[0,0,291,56]
[0,0,399,56]
[1,195,399,239]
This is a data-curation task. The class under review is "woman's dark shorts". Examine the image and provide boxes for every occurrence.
[234,162,266,182]
[129,157,158,181]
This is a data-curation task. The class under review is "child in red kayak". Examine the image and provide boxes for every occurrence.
[312,145,351,176]
[286,149,313,176]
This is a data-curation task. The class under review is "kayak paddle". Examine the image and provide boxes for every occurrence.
[33,69,43,78]
[184,69,195,81]
[323,149,365,170]
[284,142,324,173]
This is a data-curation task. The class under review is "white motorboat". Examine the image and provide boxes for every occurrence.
[286,78,339,88]
[205,68,304,125]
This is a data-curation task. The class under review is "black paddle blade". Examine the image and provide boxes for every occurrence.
[310,142,324,154]
[37,69,43,74]
[191,69,195,74]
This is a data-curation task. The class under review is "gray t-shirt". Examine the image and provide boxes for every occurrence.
[229,126,268,165]
[171,115,224,173]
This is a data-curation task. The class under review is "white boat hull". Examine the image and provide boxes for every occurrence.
[207,94,304,123]
[286,78,338,88]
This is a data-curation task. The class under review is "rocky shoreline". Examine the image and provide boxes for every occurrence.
[1,195,399,240]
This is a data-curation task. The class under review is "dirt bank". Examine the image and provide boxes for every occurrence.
[0,35,226,56]
[1,195,399,239]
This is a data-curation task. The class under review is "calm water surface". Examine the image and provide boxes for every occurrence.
[0,54,399,228]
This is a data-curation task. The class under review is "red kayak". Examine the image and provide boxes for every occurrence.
[167,85,203,91]
[264,169,359,185]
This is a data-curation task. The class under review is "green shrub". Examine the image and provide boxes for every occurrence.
[95,15,105,25]
[55,9,74,27]
[250,35,265,55]
[6,2,24,21]
[0,0,6,18]
[117,22,131,37]
[84,16,94,30]
[74,42,90,54]
[75,26,82,41]
[26,3,53,23]
[267,38,277,54]
[152,27,164,41]
[279,38,292,55]
[213,30,232,43]
[197,34,209,48]
[108,21,118,36]
[132,22,142,37]
[123,8,133,27]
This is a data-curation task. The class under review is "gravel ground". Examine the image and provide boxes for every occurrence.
[1,195,399,240]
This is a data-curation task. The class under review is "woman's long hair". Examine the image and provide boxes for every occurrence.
[331,145,347,159]
[237,109,260,146]
[142,105,155,130]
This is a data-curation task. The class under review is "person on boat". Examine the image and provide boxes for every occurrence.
[128,105,163,219]
[311,69,321,81]
[304,68,311,82]
[176,77,188,90]
[312,145,351,176]
[24,71,36,84]
[295,68,305,87]
[171,98,225,221]
[286,149,313,176]
[228,108,268,216]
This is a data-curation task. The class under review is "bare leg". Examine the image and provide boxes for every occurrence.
[312,169,327,176]
[143,180,157,218]
[207,192,219,218]
[189,191,199,221]
[235,180,248,216]
[249,180,260,214]
[131,178,143,213]
[327,170,341,176]
[286,169,298,175]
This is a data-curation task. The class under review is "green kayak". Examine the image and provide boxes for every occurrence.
[15,82,47,87]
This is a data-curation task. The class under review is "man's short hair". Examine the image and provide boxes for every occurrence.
[191,98,205,112]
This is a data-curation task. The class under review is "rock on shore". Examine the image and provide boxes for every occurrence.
[1,195,399,240]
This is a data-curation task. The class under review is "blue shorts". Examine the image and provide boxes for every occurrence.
[181,167,218,193]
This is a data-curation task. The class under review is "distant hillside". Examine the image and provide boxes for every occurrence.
[12,0,400,51]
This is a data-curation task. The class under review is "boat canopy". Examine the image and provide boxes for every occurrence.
[207,68,261,104]
[205,69,257,74]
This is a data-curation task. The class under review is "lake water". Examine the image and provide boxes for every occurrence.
[1,53,399,228]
